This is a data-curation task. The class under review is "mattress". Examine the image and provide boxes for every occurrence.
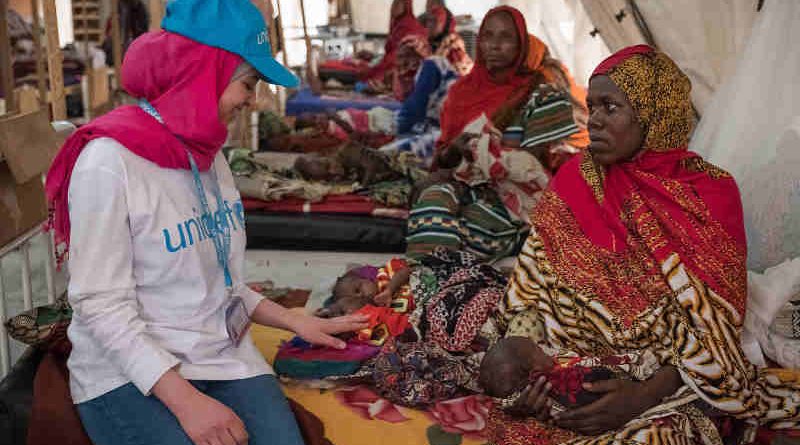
[245,211,407,253]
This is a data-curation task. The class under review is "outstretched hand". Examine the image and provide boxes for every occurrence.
[290,313,370,350]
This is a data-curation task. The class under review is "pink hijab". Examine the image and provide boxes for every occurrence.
[45,31,243,263]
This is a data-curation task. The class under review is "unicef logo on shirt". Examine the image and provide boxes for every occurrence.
[162,199,246,253]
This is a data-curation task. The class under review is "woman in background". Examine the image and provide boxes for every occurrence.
[361,0,427,99]
[405,6,588,262]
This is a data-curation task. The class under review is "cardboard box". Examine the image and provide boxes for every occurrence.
[14,86,40,114]
[0,161,48,247]
[0,109,60,248]
[0,109,59,184]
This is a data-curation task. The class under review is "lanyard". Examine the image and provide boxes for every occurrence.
[138,99,233,289]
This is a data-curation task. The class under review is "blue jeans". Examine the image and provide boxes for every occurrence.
[76,375,304,445]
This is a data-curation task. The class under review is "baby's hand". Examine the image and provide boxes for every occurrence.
[373,289,393,307]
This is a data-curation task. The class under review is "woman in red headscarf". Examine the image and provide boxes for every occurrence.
[405,6,588,262]
[422,2,473,77]
[361,0,427,99]
[486,45,800,445]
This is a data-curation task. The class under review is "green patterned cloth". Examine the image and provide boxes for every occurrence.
[5,298,72,350]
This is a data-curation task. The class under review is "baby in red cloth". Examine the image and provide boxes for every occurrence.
[316,258,414,345]
[479,337,614,412]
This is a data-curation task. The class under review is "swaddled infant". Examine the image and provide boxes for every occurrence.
[479,337,613,412]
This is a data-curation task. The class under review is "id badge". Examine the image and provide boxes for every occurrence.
[225,296,251,346]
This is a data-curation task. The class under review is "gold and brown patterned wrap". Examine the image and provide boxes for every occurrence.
[599,46,695,152]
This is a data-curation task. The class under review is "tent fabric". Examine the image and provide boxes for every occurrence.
[633,0,757,112]
[689,0,800,369]
[744,258,800,369]
[577,0,646,54]
[578,0,757,113]
[690,0,800,273]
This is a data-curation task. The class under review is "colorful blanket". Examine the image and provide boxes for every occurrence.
[274,337,381,380]
[252,323,490,445]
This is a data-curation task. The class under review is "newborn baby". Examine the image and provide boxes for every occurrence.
[316,260,414,345]
[319,260,412,317]
[479,337,613,411]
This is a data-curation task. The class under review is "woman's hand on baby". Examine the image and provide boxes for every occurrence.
[552,379,647,435]
[291,313,370,349]
[512,376,554,421]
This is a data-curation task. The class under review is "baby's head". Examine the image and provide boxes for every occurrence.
[315,271,379,318]
[479,336,554,399]
[294,154,345,182]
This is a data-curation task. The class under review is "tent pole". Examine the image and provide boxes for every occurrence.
[149,0,163,31]
[30,0,48,109]
[80,0,94,120]
[626,0,657,48]
[0,0,17,115]
[110,0,123,92]
[274,0,289,68]
[298,0,313,69]
[264,1,283,116]
[42,0,65,120]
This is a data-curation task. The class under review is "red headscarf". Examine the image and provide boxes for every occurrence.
[393,34,432,100]
[362,0,427,82]
[436,6,586,152]
[429,5,456,37]
[534,46,747,319]
[45,31,243,263]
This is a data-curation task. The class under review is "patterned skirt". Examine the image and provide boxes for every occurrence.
[405,183,529,263]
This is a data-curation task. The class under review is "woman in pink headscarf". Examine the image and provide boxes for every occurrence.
[44,1,367,444]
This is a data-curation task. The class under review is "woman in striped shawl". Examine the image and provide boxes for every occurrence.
[487,44,800,445]
[405,6,588,263]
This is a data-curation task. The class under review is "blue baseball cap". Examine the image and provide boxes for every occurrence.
[162,0,299,88]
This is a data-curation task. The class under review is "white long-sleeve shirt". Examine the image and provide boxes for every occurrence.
[66,137,271,404]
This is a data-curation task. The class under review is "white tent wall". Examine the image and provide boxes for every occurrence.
[685,0,800,369]
[276,0,329,68]
[689,0,800,274]
[578,0,758,113]
[578,0,646,52]
[635,0,758,113]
